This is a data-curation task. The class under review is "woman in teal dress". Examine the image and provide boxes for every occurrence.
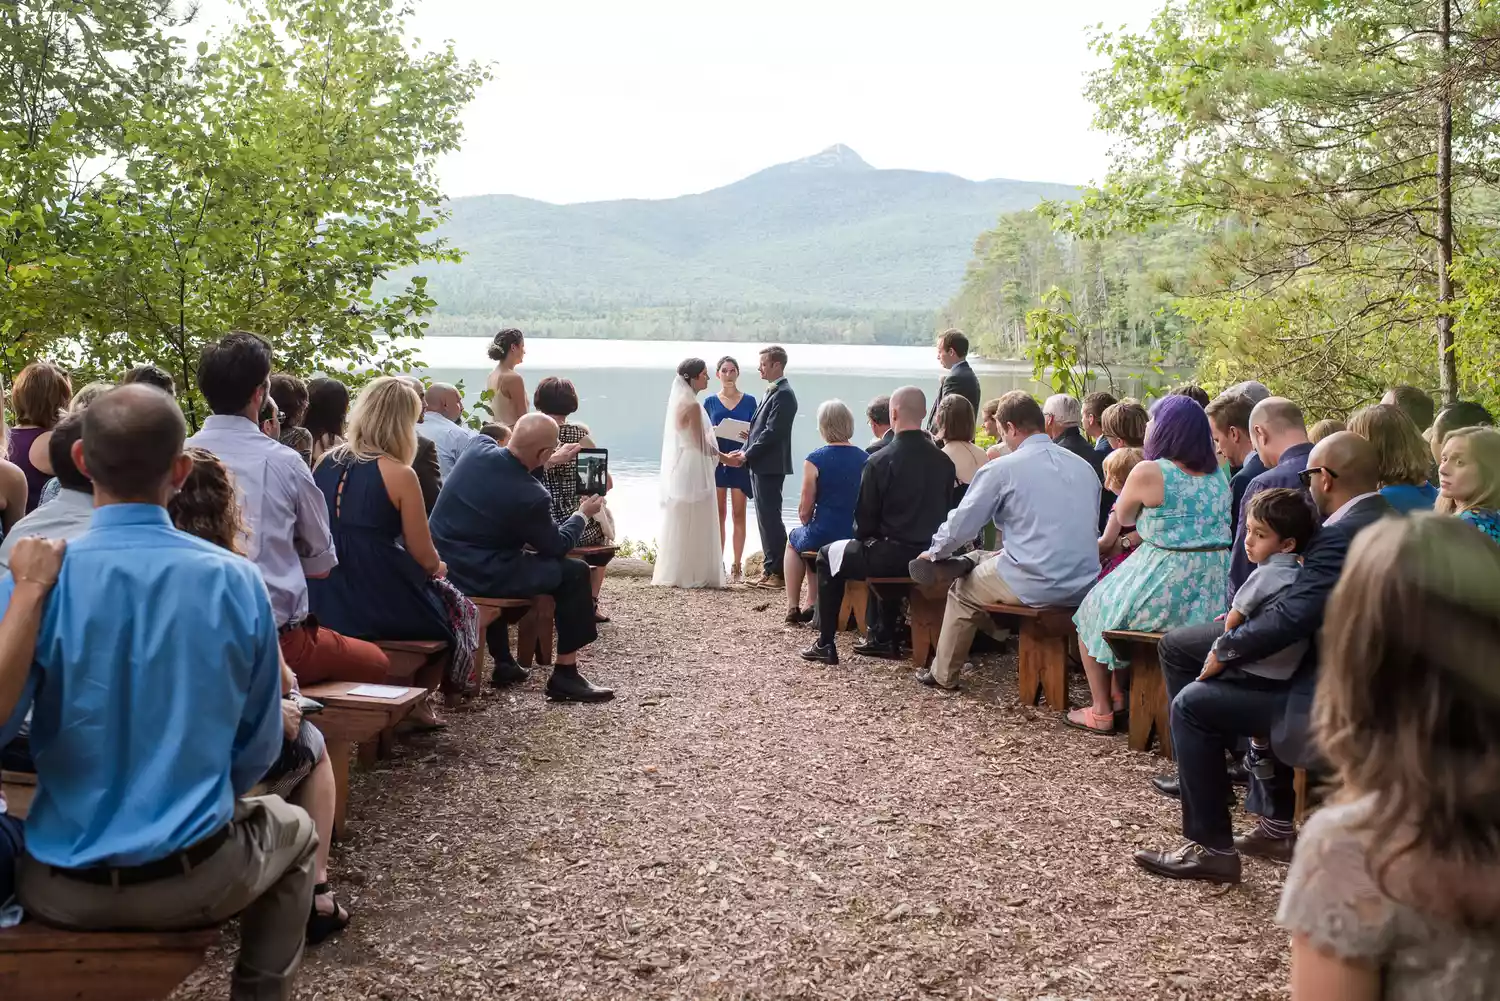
[1069,395,1232,733]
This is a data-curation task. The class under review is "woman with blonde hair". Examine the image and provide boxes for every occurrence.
[1346,403,1438,512]
[1437,426,1500,544]
[1277,514,1500,999]
[308,377,464,721]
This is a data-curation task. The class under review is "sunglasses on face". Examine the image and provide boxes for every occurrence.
[1297,466,1337,487]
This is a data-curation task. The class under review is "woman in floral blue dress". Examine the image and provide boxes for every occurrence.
[1069,395,1232,733]
[1437,426,1500,545]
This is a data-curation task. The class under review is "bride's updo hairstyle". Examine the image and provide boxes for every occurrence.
[677,358,708,382]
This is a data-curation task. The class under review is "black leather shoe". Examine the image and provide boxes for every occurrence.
[853,638,902,659]
[908,556,974,587]
[490,658,530,688]
[1228,758,1250,787]
[799,641,838,665]
[915,668,945,689]
[544,667,615,703]
[784,608,804,625]
[1234,828,1296,864]
[1150,774,1180,798]
[1133,843,1242,884]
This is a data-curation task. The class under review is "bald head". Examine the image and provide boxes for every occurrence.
[1249,397,1309,466]
[1306,431,1380,517]
[889,386,927,432]
[77,384,191,503]
[508,412,560,471]
[424,381,463,421]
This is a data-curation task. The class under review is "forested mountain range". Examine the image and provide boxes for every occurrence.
[415,146,1079,344]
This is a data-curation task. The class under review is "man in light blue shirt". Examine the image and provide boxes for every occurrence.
[915,392,1101,689]
[415,381,479,479]
[0,385,317,1001]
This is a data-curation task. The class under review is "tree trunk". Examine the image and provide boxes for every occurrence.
[1437,0,1459,404]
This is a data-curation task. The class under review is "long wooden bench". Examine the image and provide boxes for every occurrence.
[0,923,221,1001]
[981,603,1079,711]
[301,681,427,838]
[1103,629,1172,759]
[471,596,551,680]
[868,578,947,666]
[798,552,866,632]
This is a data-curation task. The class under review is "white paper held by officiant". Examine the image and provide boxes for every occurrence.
[714,417,752,442]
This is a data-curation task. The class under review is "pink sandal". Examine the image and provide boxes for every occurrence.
[1065,706,1115,735]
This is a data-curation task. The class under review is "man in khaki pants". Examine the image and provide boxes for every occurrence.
[912,391,1102,689]
[0,385,316,1001]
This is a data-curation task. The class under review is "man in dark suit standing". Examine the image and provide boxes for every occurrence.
[1134,432,1388,884]
[429,414,614,702]
[926,329,982,432]
[738,345,798,589]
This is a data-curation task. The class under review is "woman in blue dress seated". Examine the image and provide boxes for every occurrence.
[703,356,756,581]
[308,377,458,727]
[783,400,869,624]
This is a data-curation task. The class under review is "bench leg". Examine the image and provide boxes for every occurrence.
[1018,619,1069,710]
[906,587,945,668]
[841,580,868,633]
[534,595,556,665]
[327,740,352,841]
[1294,767,1308,825]
[474,606,501,679]
[516,608,538,670]
[1127,644,1173,759]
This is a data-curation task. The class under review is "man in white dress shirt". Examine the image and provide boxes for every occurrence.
[415,382,479,479]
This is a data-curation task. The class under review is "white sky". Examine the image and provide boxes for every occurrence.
[190,0,1164,204]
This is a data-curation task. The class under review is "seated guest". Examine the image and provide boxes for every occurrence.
[1070,395,1231,731]
[1346,403,1439,512]
[270,372,314,466]
[1226,379,1272,405]
[1438,427,1500,544]
[480,422,511,444]
[979,398,1010,460]
[535,377,613,621]
[260,394,284,440]
[1277,515,1500,998]
[1045,393,1109,529]
[799,387,952,665]
[1083,391,1117,454]
[0,414,92,571]
[1097,446,1145,580]
[865,395,893,454]
[1307,417,1344,443]
[429,414,614,702]
[784,400,869,624]
[1428,400,1495,466]
[1100,398,1148,449]
[1171,384,1212,408]
[1380,383,1436,433]
[416,381,479,479]
[121,363,176,394]
[34,383,111,508]
[309,377,457,726]
[169,448,350,942]
[913,391,1100,689]
[1205,391,1262,534]
[1136,433,1388,884]
[934,394,988,492]
[188,331,391,687]
[0,385,317,998]
[397,376,443,514]
[304,375,350,466]
[7,361,70,513]
[1229,397,1313,601]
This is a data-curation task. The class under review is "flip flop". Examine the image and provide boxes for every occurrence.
[1064,706,1115,735]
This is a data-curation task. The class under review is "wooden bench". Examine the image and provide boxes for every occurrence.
[376,638,449,683]
[981,603,1079,711]
[471,596,551,680]
[1,769,35,821]
[868,578,946,666]
[1103,630,1172,759]
[569,544,619,566]
[301,681,427,838]
[799,552,866,632]
[0,924,220,1001]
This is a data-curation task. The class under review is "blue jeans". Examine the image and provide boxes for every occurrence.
[1160,622,1296,851]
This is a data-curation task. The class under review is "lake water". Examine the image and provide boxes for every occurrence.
[411,336,1166,556]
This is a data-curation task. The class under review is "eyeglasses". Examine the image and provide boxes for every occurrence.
[1296,466,1337,487]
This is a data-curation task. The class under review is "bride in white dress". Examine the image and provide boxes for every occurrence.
[653,359,736,589]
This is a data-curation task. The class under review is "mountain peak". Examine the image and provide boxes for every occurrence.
[781,144,872,173]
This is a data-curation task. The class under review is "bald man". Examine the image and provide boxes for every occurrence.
[1227,398,1314,601]
[414,380,479,480]
[1136,431,1390,886]
[429,413,613,702]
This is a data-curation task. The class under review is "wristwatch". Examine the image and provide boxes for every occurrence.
[1120,536,1133,552]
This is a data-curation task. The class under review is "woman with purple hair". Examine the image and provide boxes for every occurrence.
[1068,395,1233,734]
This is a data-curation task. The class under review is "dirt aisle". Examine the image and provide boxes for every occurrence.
[178,578,1290,1000]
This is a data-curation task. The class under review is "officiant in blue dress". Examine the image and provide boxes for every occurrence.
[704,356,757,580]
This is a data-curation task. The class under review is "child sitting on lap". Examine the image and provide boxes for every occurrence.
[1097,447,1144,579]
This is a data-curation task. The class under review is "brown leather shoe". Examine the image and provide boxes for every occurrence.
[756,573,786,590]
[1234,828,1296,864]
[1133,843,1242,884]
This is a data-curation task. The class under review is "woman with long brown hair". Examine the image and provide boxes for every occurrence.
[1277,514,1500,998]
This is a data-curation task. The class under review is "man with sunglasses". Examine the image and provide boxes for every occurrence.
[1135,432,1389,884]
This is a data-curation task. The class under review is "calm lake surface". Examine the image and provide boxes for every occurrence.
[411,336,1166,555]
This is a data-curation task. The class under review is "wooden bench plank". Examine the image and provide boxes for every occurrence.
[1103,629,1172,759]
[0,923,219,1001]
[984,604,1078,711]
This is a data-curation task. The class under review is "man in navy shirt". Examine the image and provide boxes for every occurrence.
[0,385,316,1001]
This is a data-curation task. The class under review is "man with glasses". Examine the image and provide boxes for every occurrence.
[1134,432,1389,884]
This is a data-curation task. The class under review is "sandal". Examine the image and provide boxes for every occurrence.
[1064,706,1116,735]
[306,882,351,945]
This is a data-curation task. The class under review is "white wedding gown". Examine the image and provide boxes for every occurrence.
[652,379,726,589]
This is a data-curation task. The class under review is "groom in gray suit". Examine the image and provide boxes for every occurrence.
[734,345,798,589]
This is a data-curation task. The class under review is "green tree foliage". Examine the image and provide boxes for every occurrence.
[0,0,486,420]
[1084,0,1500,409]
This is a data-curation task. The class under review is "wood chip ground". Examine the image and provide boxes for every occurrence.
[173,577,1291,1000]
